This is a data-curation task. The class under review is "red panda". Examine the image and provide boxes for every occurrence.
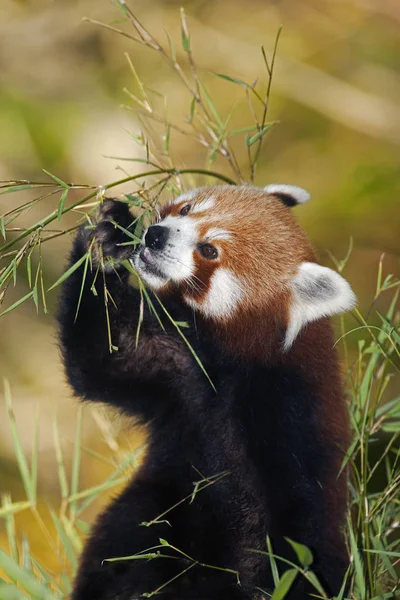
[59,184,355,600]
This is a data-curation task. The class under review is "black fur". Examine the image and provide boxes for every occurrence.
[58,200,348,600]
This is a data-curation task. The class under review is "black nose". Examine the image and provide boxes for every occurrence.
[145,225,168,251]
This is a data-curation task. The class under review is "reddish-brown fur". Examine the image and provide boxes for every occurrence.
[162,185,350,549]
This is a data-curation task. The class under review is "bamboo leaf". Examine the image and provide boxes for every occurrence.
[180,8,190,52]
[0,185,41,196]
[0,551,57,599]
[271,568,298,600]
[188,97,196,124]
[266,536,280,587]
[211,72,253,89]
[49,509,78,570]
[0,291,34,317]
[246,122,278,146]
[70,405,83,519]
[164,29,176,62]
[48,252,88,291]
[0,501,32,518]
[285,538,313,568]
[42,169,69,188]
[57,188,69,221]
[4,381,35,504]
[53,417,69,499]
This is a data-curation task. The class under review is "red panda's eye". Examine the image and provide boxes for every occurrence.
[180,204,191,216]
[198,243,218,260]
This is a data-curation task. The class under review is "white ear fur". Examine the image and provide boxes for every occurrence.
[264,184,310,206]
[284,262,356,351]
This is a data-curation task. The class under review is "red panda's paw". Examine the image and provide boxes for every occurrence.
[78,199,136,267]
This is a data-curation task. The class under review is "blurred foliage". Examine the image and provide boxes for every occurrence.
[0,0,399,594]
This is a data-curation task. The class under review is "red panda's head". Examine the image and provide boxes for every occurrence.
[134,185,355,352]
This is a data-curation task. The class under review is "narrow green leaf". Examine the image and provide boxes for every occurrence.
[48,252,88,291]
[57,188,69,221]
[285,538,313,567]
[348,520,366,597]
[271,568,298,600]
[180,8,190,52]
[53,417,69,499]
[30,407,39,505]
[49,509,78,569]
[42,169,69,188]
[266,536,280,587]
[0,581,29,600]
[211,72,253,89]
[165,29,176,62]
[228,125,259,137]
[76,519,91,535]
[67,476,127,504]
[0,550,56,599]
[163,123,171,153]
[0,215,5,239]
[0,500,32,518]
[32,284,39,313]
[0,185,40,196]
[4,381,35,504]
[70,405,83,518]
[0,291,34,317]
[199,82,223,128]
[26,253,32,288]
[246,122,278,146]
[188,97,196,123]
[74,250,91,322]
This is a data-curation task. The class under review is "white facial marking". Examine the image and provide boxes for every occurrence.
[185,268,244,318]
[171,190,197,205]
[134,214,199,288]
[264,184,310,205]
[192,197,216,213]
[284,262,356,351]
[205,227,231,241]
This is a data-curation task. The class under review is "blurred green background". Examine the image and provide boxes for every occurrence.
[0,0,399,577]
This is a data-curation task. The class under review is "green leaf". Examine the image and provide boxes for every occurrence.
[266,536,280,587]
[348,519,366,597]
[0,501,32,518]
[271,568,298,600]
[69,405,83,519]
[180,8,190,52]
[53,417,69,499]
[0,215,5,239]
[228,125,259,137]
[165,29,176,62]
[0,185,39,196]
[74,250,91,322]
[211,72,253,89]
[4,381,36,504]
[32,284,39,313]
[0,550,57,599]
[188,97,196,123]
[285,538,313,567]
[246,122,278,146]
[49,509,78,570]
[199,82,223,128]
[57,188,69,221]
[0,291,34,317]
[42,169,69,188]
[48,252,88,291]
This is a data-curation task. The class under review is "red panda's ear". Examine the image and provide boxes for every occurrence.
[264,184,310,207]
[284,262,356,350]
